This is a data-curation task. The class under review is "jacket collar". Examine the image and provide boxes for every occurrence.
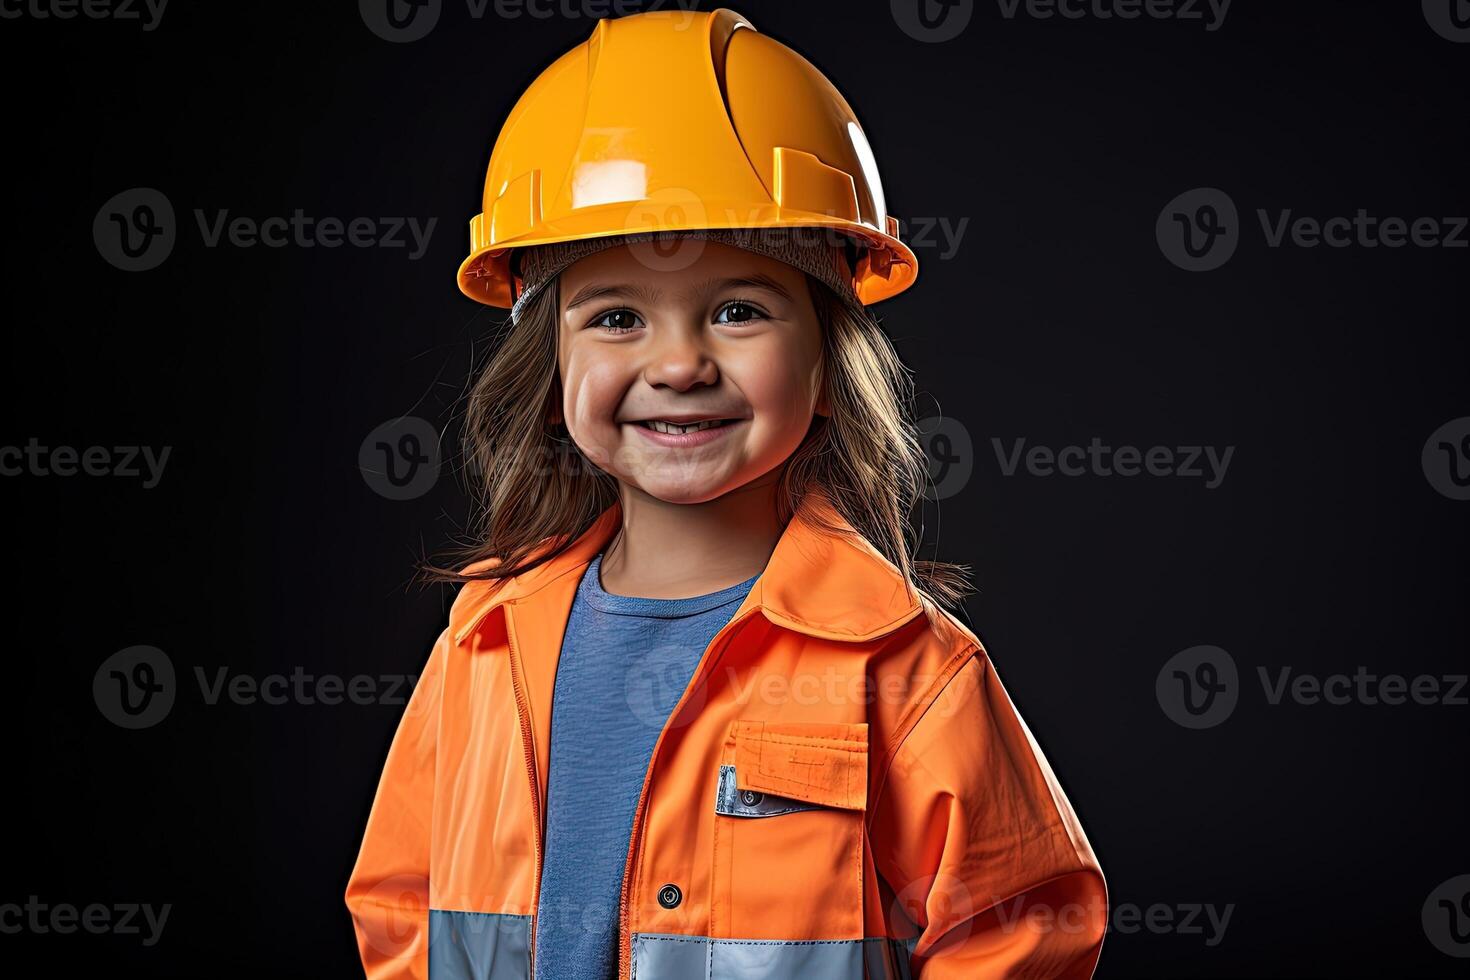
[453,488,926,645]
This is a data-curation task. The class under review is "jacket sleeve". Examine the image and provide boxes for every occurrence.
[869,649,1107,979]
[344,628,448,980]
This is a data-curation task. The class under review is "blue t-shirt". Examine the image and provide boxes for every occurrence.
[531,551,759,980]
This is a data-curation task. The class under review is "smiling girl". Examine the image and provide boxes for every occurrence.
[346,9,1105,979]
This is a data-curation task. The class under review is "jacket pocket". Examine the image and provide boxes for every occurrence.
[710,721,868,941]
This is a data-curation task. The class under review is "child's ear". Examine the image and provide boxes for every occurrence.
[814,383,831,418]
[814,361,830,418]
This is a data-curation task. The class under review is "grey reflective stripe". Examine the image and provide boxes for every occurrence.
[428,909,531,980]
[632,932,915,979]
[715,763,827,818]
[423,912,915,979]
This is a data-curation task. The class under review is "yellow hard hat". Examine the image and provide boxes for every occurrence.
[456,7,918,308]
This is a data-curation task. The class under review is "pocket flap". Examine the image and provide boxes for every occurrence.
[731,721,868,810]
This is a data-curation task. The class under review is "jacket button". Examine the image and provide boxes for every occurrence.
[740,790,764,807]
[657,883,682,909]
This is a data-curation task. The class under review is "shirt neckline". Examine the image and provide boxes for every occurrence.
[576,551,760,618]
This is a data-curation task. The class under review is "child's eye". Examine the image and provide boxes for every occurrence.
[591,309,643,334]
[715,299,769,325]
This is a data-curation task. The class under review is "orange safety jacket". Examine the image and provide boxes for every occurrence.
[345,489,1107,979]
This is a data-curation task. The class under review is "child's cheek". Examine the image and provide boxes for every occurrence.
[561,355,628,443]
[733,352,817,438]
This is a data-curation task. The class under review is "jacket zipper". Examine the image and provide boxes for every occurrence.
[617,607,760,980]
[503,605,543,973]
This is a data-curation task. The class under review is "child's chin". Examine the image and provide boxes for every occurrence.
[629,476,739,507]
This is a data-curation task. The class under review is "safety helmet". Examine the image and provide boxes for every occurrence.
[456,7,918,308]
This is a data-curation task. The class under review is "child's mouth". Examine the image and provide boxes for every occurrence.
[627,418,745,447]
[634,419,735,434]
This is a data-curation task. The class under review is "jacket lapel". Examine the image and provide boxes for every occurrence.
[454,487,930,801]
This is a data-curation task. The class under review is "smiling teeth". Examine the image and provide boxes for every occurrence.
[642,419,727,434]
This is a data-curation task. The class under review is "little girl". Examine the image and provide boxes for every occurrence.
[346,9,1105,979]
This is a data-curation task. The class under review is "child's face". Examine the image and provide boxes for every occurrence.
[555,240,827,505]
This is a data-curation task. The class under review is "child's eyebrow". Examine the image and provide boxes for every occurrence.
[564,281,662,312]
[564,274,792,311]
[692,274,794,303]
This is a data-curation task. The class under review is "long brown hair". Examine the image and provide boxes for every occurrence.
[421,269,974,610]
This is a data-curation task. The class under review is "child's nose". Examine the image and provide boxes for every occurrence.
[642,332,719,392]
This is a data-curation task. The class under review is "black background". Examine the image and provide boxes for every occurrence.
[2,1,1466,977]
